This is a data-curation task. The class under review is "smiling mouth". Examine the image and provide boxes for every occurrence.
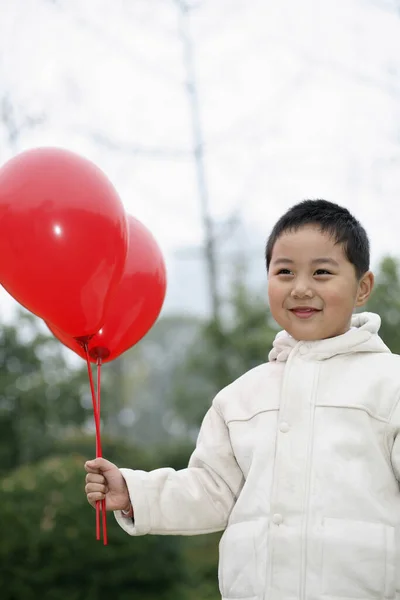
[290,308,321,319]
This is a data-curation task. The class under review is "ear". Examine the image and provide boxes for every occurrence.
[355,271,374,307]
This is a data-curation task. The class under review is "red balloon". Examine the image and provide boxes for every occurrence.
[0,148,128,338]
[47,215,167,363]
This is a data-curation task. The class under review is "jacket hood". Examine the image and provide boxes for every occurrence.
[268,312,390,363]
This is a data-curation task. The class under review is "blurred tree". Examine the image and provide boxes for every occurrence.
[0,92,45,155]
[0,452,186,600]
[171,277,276,430]
[118,314,202,445]
[366,255,400,352]
[0,310,88,474]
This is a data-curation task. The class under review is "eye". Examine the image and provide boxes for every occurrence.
[314,269,332,276]
[277,269,293,275]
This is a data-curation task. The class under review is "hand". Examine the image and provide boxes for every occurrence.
[84,458,130,512]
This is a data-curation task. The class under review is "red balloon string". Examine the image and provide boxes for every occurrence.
[84,346,108,544]
[97,358,108,545]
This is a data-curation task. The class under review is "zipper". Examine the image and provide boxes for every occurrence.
[265,342,303,599]
[299,362,320,600]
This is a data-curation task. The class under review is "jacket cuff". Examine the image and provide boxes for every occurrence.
[113,468,151,536]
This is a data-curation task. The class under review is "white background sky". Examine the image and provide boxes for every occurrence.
[1,0,400,319]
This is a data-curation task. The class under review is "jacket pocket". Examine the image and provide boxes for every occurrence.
[321,517,396,599]
[218,521,266,599]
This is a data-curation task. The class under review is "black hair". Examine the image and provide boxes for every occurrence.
[265,199,370,279]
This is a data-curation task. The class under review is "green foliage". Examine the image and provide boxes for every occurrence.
[0,310,89,474]
[0,453,185,600]
[366,256,400,352]
[172,281,277,429]
[119,314,203,446]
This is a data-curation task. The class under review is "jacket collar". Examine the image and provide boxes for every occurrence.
[268,312,390,363]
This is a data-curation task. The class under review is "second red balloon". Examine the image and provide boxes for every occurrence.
[47,215,167,363]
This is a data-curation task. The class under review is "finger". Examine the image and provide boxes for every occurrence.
[87,492,105,507]
[85,458,116,473]
[84,462,100,474]
[85,473,106,485]
[85,483,107,495]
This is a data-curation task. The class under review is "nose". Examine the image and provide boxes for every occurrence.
[290,278,314,299]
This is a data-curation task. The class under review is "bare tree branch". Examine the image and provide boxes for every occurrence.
[1,94,45,152]
[175,0,222,327]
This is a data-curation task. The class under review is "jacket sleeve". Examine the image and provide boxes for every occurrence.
[114,398,244,536]
[390,396,400,482]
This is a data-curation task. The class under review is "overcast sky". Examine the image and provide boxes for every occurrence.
[1,0,400,319]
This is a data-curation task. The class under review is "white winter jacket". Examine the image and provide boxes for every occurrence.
[115,312,400,600]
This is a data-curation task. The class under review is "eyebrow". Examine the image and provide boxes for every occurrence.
[272,258,340,267]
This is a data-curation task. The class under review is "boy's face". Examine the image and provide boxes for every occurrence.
[268,225,374,341]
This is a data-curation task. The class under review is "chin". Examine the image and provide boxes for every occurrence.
[290,327,343,341]
[289,330,323,341]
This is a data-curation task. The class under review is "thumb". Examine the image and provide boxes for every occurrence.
[84,457,117,473]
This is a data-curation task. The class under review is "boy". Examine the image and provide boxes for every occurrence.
[85,199,400,600]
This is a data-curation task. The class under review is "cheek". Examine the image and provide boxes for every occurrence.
[322,283,356,309]
[268,281,285,306]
